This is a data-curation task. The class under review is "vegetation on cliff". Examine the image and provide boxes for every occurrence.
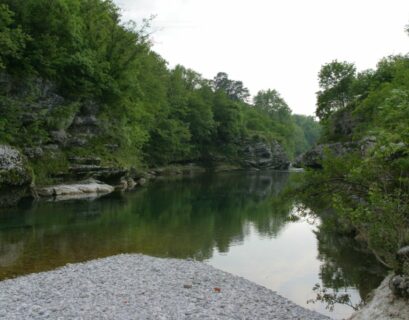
[301,26,409,277]
[0,0,319,185]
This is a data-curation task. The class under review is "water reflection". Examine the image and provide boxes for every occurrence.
[314,218,387,306]
[0,172,289,277]
[0,171,386,319]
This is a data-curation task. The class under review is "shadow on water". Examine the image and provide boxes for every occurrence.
[0,171,386,318]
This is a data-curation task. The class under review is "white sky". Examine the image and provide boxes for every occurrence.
[114,0,409,115]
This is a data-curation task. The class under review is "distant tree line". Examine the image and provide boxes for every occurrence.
[0,0,320,168]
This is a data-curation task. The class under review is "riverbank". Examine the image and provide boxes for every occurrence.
[0,140,292,208]
[0,254,328,320]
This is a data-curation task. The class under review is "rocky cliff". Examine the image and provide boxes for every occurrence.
[294,137,377,169]
[0,75,293,207]
[241,138,290,170]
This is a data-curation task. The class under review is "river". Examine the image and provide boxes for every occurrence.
[0,171,386,319]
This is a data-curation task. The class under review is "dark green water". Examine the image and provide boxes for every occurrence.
[0,171,386,319]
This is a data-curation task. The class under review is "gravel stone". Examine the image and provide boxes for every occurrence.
[0,254,329,320]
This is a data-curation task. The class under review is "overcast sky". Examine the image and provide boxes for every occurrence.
[114,0,409,115]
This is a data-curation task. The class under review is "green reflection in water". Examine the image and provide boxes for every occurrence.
[0,172,291,279]
[0,171,386,318]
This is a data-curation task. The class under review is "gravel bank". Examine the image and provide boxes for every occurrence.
[0,254,329,320]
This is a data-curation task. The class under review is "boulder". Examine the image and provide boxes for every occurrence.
[0,145,32,188]
[36,181,114,200]
[0,145,33,207]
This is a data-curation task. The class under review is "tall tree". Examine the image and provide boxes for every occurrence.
[253,89,291,120]
[316,60,356,120]
[212,72,250,102]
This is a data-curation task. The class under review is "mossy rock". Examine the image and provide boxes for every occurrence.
[0,145,32,188]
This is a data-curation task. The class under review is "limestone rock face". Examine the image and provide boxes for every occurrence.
[64,156,128,186]
[295,143,354,168]
[0,145,32,188]
[0,145,33,207]
[294,137,377,169]
[242,139,290,170]
[1,73,108,152]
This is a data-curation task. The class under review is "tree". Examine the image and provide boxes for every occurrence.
[186,89,215,146]
[293,114,321,148]
[212,91,242,143]
[0,4,28,71]
[212,72,250,102]
[253,89,291,120]
[316,60,356,120]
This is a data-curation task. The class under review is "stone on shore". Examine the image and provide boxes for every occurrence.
[36,180,114,199]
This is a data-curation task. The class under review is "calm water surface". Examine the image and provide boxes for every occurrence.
[0,171,386,319]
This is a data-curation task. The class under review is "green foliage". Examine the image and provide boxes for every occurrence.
[0,4,28,71]
[46,102,80,130]
[212,91,243,144]
[0,96,20,144]
[244,91,320,157]
[292,114,321,154]
[30,150,69,186]
[212,72,250,102]
[254,89,291,118]
[303,144,409,272]
[0,0,320,179]
[310,43,409,275]
[316,60,356,121]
